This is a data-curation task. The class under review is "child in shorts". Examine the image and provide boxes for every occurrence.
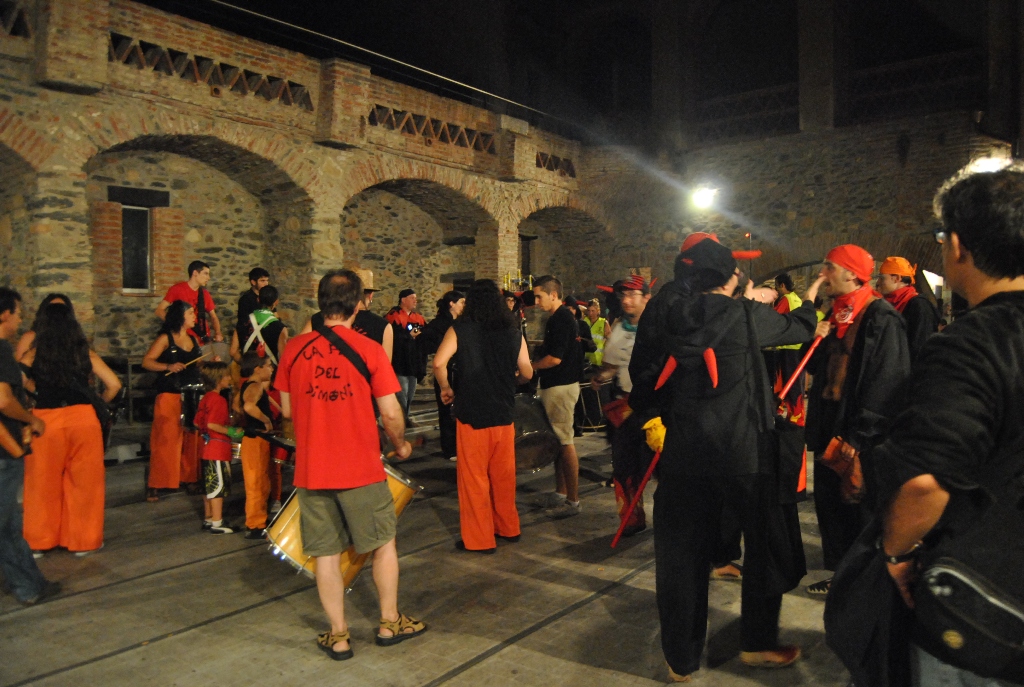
[194,362,237,534]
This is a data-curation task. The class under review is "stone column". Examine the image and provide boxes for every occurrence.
[475,218,516,283]
[651,0,684,151]
[985,0,1019,142]
[798,0,849,130]
[27,171,92,323]
[34,0,109,93]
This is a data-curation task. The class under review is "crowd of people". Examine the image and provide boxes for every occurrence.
[0,166,1022,686]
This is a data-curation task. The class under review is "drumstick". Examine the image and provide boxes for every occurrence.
[611,450,660,548]
[777,336,822,401]
[385,435,426,460]
[163,352,212,376]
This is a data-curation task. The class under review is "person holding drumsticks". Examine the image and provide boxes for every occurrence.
[275,269,424,661]
[142,301,203,502]
[432,279,533,553]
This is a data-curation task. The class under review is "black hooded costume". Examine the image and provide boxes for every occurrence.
[629,239,817,677]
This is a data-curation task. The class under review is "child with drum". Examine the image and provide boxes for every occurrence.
[239,352,275,539]
[194,362,241,534]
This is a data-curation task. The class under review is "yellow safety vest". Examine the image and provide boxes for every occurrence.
[587,317,607,366]
[777,292,804,350]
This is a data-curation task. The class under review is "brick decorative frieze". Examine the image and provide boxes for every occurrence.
[0,1,30,38]
[535,152,576,178]
[107,32,315,111]
[367,104,497,155]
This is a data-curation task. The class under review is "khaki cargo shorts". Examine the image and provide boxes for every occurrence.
[297,480,396,556]
[539,382,580,445]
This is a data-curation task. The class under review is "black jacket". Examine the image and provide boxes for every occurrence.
[901,294,939,365]
[805,299,911,457]
[629,280,817,477]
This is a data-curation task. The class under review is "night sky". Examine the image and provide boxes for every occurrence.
[137,0,983,136]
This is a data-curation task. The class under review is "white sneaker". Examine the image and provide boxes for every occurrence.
[544,501,581,519]
[74,543,105,557]
[31,550,44,559]
[209,524,234,535]
[270,500,282,514]
[541,492,568,508]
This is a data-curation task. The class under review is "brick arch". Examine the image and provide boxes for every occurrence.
[337,156,500,225]
[0,108,60,172]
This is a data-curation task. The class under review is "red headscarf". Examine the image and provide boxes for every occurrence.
[826,244,874,284]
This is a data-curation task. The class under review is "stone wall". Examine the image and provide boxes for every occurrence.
[85,151,267,355]
[340,187,476,315]
[0,147,36,294]
[568,113,1010,294]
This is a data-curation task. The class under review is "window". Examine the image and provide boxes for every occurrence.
[107,187,169,293]
[121,206,151,292]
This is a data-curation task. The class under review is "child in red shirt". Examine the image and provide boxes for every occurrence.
[194,362,237,534]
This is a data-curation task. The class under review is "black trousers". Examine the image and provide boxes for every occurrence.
[813,460,866,571]
[433,380,457,459]
[654,472,801,675]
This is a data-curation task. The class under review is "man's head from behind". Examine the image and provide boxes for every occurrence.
[775,273,794,294]
[318,269,363,320]
[257,285,279,310]
[0,287,22,339]
[532,275,563,313]
[936,169,1024,294]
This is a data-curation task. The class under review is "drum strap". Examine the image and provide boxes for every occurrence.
[313,324,372,386]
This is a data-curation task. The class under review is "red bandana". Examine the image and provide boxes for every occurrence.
[884,285,917,314]
[830,285,878,339]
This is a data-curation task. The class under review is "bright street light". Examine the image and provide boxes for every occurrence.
[691,186,718,210]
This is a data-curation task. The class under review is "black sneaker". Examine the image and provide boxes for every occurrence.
[21,580,61,607]
[454,540,495,554]
[201,521,213,531]
[209,524,234,535]
[244,528,266,540]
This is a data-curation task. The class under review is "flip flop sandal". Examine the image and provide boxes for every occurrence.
[376,613,427,647]
[316,630,354,660]
[710,563,743,580]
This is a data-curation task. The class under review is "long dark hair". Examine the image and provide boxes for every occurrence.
[462,280,516,331]
[160,300,192,335]
[30,293,73,332]
[435,290,465,319]
[33,303,91,387]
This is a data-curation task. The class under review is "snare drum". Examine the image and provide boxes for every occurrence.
[180,383,205,430]
[256,431,296,466]
[265,463,422,588]
[201,341,231,363]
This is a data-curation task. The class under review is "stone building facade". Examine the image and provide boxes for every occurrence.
[0,0,1006,357]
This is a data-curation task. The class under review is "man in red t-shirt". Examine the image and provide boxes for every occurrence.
[155,260,223,342]
[275,269,425,660]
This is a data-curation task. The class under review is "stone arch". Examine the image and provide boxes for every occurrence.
[339,176,500,311]
[82,134,315,355]
[517,204,625,298]
[0,143,38,295]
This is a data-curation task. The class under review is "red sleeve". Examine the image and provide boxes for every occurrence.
[274,339,295,394]
[369,343,401,398]
[774,298,791,314]
[163,283,182,303]
[203,289,216,312]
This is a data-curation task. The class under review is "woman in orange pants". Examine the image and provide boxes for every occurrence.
[431,279,534,552]
[20,302,121,555]
[142,301,203,501]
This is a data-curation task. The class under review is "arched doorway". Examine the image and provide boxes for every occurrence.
[517,206,618,298]
[85,135,313,356]
[339,179,498,314]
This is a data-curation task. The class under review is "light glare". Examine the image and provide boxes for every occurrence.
[967,156,1011,174]
[692,187,718,210]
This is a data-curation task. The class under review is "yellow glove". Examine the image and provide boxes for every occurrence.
[642,416,666,453]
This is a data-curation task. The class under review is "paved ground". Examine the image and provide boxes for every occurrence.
[1,423,849,687]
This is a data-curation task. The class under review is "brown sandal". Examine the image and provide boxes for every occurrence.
[316,629,354,660]
[376,613,427,646]
[146,488,159,503]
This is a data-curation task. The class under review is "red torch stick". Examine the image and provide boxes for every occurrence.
[777,336,822,401]
[611,450,661,548]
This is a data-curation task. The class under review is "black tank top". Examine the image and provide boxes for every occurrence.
[242,381,271,438]
[34,369,92,409]
[155,332,202,394]
[450,321,521,429]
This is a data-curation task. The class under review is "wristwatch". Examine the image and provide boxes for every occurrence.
[878,537,923,564]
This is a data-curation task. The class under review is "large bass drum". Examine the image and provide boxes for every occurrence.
[265,463,422,589]
[513,394,561,472]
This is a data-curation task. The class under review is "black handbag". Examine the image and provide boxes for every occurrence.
[912,464,1024,683]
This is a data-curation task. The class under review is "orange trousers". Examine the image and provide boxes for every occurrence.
[23,405,105,552]
[241,436,270,529]
[180,430,200,484]
[149,393,184,489]
[455,421,520,550]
